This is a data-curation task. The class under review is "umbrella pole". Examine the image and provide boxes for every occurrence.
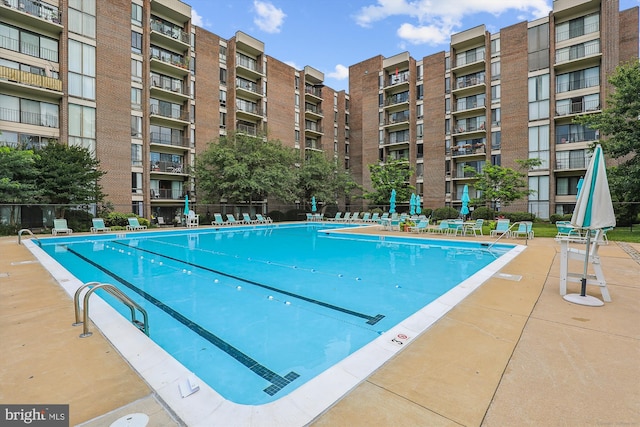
[580,232,591,297]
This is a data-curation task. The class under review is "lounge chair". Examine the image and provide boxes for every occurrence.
[242,213,259,224]
[186,210,199,228]
[255,214,272,223]
[226,214,244,225]
[366,212,380,223]
[157,216,170,227]
[361,212,371,222]
[346,212,360,222]
[90,218,111,233]
[326,212,342,221]
[428,220,449,234]
[490,219,510,237]
[52,218,73,235]
[409,219,430,233]
[555,221,581,239]
[512,221,533,239]
[126,217,147,231]
[212,213,228,226]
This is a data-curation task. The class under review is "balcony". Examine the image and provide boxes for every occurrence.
[453,122,486,135]
[150,50,190,76]
[384,92,410,109]
[555,39,601,69]
[0,107,59,128]
[1,0,62,32]
[555,97,600,117]
[452,73,486,96]
[236,79,263,100]
[236,54,263,79]
[151,188,185,200]
[304,103,323,119]
[149,104,190,124]
[453,97,486,114]
[304,140,322,151]
[150,131,190,148]
[451,143,486,157]
[237,123,259,136]
[150,161,185,174]
[304,85,322,100]
[150,18,189,51]
[304,122,323,136]
[384,71,410,88]
[0,65,62,97]
[555,156,588,171]
[236,103,263,120]
[150,79,189,102]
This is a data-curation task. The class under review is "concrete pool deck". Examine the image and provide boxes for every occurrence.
[1,226,638,426]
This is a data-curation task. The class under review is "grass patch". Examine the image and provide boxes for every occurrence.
[529,222,640,243]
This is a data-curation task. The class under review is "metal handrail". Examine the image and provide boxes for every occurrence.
[73,282,149,338]
[18,229,39,245]
[483,222,520,249]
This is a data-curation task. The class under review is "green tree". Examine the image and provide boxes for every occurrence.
[195,132,299,207]
[297,151,359,210]
[33,143,106,216]
[0,146,41,225]
[465,159,541,210]
[362,159,415,205]
[574,59,640,226]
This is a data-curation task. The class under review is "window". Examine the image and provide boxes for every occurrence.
[555,123,597,144]
[529,176,549,219]
[416,84,423,100]
[528,74,549,120]
[416,104,423,118]
[69,0,96,38]
[131,144,142,167]
[491,61,500,80]
[556,13,599,42]
[220,68,227,85]
[492,131,501,150]
[491,38,500,56]
[131,115,142,137]
[131,172,142,194]
[416,123,423,139]
[220,112,226,129]
[131,3,143,26]
[131,31,142,54]
[219,45,227,63]
[491,84,501,104]
[0,95,58,127]
[491,108,501,127]
[131,88,142,109]
[529,125,549,169]
[528,23,549,71]
[68,40,95,100]
[491,154,501,166]
[556,176,582,196]
[445,77,450,94]
[131,59,142,82]
[68,104,96,154]
[219,89,226,106]
[417,144,423,159]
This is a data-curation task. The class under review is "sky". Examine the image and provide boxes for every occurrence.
[187,0,640,91]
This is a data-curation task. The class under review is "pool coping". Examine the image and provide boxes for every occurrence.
[23,228,526,426]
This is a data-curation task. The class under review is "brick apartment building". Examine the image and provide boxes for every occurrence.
[0,0,637,221]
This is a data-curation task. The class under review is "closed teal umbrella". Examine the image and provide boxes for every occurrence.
[415,195,421,214]
[389,189,396,214]
[183,194,189,216]
[409,193,416,215]
[311,196,317,213]
[460,185,470,217]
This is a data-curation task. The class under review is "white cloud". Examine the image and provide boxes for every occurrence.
[327,64,349,80]
[355,0,551,45]
[191,9,204,27]
[253,0,286,33]
[284,60,300,70]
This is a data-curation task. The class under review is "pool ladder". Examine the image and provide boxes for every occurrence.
[18,229,40,245]
[73,282,149,338]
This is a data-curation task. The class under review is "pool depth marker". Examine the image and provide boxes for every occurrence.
[112,240,385,326]
[66,246,299,396]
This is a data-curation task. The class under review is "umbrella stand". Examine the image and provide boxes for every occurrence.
[563,232,604,307]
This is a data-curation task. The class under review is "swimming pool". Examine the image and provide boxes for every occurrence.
[26,223,523,425]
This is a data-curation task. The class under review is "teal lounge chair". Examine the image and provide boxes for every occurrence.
[242,213,259,224]
[326,212,343,221]
[126,217,147,231]
[90,218,111,233]
[555,221,581,239]
[255,214,272,223]
[512,221,533,239]
[52,219,73,235]
[490,219,510,237]
[226,214,243,225]
[212,213,228,226]
[428,220,449,234]
[409,219,429,233]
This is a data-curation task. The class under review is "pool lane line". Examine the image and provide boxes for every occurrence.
[65,246,299,396]
[112,240,386,326]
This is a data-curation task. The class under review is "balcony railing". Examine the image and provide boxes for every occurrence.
[305,104,322,115]
[454,50,486,68]
[150,104,189,122]
[556,76,599,93]
[555,40,600,64]
[385,112,410,124]
[151,79,188,96]
[455,73,486,90]
[236,104,262,116]
[150,132,189,148]
[2,0,62,24]
[304,86,322,97]
[150,161,184,174]
[150,50,188,70]
[455,98,485,112]
[236,79,262,95]
[150,18,189,44]
[304,123,323,133]
[453,121,486,134]
[151,188,185,200]
[555,157,588,170]
[555,98,600,116]
[387,71,409,86]
[0,36,59,62]
[385,93,410,106]
[0,65,62,92]
[305,141,322,150]
[0,107,59,128]
[237,123,258,136]
[236,54,262,74]
[451,143,486,156]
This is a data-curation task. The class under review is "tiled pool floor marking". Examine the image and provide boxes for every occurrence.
[66,246,300,396]
[111,240,386,325]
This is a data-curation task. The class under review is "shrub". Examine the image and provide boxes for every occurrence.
[420,208,433,218]
[65,209,93,233]
[470,206,496,220]
[267,210,285,222]
[432,206,460,221]
[549,213,572,224]
[284,209,305,221]
[502,211,536,222]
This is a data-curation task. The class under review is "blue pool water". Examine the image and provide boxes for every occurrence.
[38,223,513,405]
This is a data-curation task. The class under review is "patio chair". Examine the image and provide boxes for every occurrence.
[242,213,259,224]
[52,219,73,235]
[326,212,342,221]
[428,220,449,234]
[490,219,510,237]
[447,219,464,236]
[226,214,244,225]
[367,212,380,223]
[466,219,484,236]
[555,221,582,239]
[255,214,272,223]
[361,212,371,222]
[409,219,429,233]
[512,221,533,239]
[156,217,170,227]
[347,212,360,222]
[212,213,228,226]
[185,210,199,228]
[126,217,147,231]
[90,218,111,233]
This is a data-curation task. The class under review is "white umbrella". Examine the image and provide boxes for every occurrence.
[565,144,616,306]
